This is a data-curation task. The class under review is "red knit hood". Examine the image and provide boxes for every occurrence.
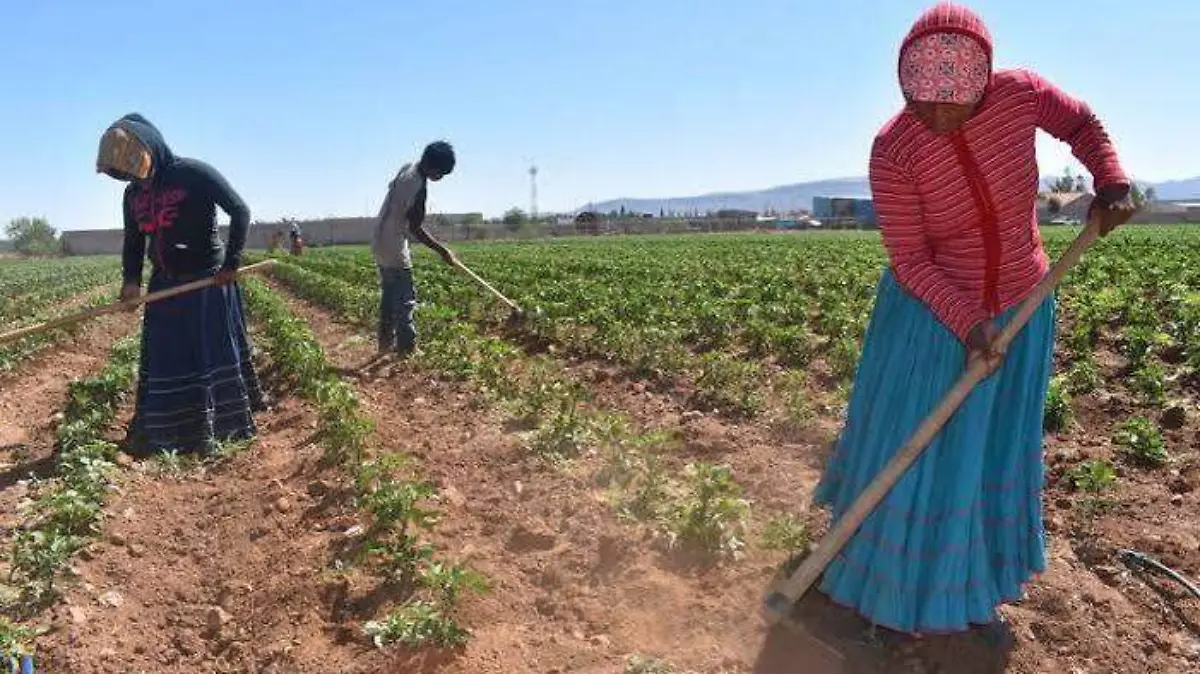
[899,2,995,90]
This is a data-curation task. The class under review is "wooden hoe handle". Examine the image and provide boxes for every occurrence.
[0,259,277,347]
[761,220,1102,625]
[454,260,522,312]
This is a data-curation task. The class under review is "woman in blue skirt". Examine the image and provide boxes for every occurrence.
[96,113,263,457]
[812,2,1136,641]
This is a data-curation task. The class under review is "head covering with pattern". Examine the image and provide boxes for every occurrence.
[899,31,990,105]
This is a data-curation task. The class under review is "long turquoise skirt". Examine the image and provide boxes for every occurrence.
[813,268,1056,634]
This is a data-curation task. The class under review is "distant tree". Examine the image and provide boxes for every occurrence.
[1074,175,1087,193]
[463,213,485,225]
[6,216,59,255]
[1047,196,1062,215]
[1130,183,1146,209]
[1129,183,1157,210]
[502,207,527,231]
[619,205,627,218]
[659,206,665,217]
[1048,167,1077,193]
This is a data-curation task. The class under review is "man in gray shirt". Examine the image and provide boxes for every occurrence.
[371,141,459,355]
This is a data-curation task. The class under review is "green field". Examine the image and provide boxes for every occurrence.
[6,225,1197,419]
[2,225,1199,670]
[266,225,1200,418]
[0,255,121,370]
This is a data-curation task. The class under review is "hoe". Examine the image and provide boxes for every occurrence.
[0,260,277,346]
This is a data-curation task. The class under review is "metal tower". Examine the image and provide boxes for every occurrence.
[529,164,539,219]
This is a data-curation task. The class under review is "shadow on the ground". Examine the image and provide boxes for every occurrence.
[0,452,55,492]
[751,588,1015,674]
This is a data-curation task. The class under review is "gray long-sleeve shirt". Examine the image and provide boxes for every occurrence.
[371,163,427,269]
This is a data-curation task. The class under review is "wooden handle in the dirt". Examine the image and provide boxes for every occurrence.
[0,259,276,346]
[761,219,1103,625]
[454,260,522,312]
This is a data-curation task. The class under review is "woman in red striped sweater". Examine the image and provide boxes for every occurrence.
[813,1,1135,644]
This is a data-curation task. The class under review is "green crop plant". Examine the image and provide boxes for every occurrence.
[1064,355,1102,394]
[418,561,489,607]
[1065,460,1118,494]
[1131,361,1168,406]
[363,600,471,649]
[1114,417,1169,468]
[693,352,765,418]
[524,405,597,461]
[761,513,810,555]
[1043,376,1074,433]
[662,462,751,560]
[595,421,675,522]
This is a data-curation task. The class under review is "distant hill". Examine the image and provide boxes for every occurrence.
[583,178,872,216]
[580,175,1200,215]
[1150,177,1200,202]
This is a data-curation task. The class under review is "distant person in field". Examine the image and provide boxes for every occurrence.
[810,1,1135,647]
[96,113,263,457]
[370,141,460,356]
[288,220,304,255]
[267,228,283,254]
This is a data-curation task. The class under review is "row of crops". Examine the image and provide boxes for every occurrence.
[0,256,121,322]
[0,256,123,372]
[276,227,1200,425]
[6,228,1197,428]
[264,255,770,564]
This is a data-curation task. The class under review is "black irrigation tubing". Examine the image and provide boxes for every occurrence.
[1118,549,1200,600]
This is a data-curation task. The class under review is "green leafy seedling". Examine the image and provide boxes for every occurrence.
[1114,417,1169,468]
[1065,460,1117,494]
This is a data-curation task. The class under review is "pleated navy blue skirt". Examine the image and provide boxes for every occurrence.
[124,271,263,456]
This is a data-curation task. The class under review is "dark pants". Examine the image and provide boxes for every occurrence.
[378,266,417,351]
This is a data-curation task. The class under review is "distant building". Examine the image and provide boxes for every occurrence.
[59,212,484,255]
[574,211,601,235]
[1164,201,1200,222]
[435,212,484,226]
[812,196,876,228]
[715,209,757,220]
[1156,200,1200,221]
[1039,193,1200,225]
[1037,192,1090,223]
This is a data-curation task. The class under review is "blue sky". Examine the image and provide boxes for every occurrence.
[2,0,1195,231]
